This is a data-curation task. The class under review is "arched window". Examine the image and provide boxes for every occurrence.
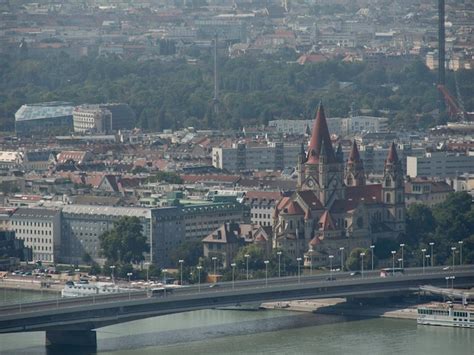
[386,192,391,203]
[385,177,391,187]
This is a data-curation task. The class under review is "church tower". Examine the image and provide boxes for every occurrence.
[301,103,345,207]
[345,140,366,186]
[382,142,405,233]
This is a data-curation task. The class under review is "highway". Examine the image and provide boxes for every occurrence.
[0,265,473,319]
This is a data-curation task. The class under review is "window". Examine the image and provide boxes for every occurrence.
[386,193,391,203]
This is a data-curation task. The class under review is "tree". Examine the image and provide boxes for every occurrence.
[99,216,148,265]
[169,240,203,267]
[346,247,369,271]
[405,204,435,246]
[233,244,266,271]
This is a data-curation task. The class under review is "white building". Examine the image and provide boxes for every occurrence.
[268,116,388,137]
[10,208,61,263]
[407,152,474,179]
[212,142,301,172]
[73,105,112,134]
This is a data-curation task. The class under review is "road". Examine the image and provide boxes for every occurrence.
[0,265,472,318]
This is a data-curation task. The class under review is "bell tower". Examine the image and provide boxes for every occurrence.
[345,140,366,187]
[382,142,405,233]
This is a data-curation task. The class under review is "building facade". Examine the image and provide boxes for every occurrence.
[73,105,112,134]
[10,208,61,263]
[273,104,405,267]
[212,142,301,172]
[407,152,474,179]
[15,102,74,136]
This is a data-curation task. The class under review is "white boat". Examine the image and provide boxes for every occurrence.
[61,282,134,298]
[417,302,474,328]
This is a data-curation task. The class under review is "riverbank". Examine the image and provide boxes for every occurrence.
[260,298,420,320]
[0,277,61,293]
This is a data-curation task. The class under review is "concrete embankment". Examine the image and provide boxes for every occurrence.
[0,278,61,293]
[261,298,419,320]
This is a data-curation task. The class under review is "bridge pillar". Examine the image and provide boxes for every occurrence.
[45,330,97,349]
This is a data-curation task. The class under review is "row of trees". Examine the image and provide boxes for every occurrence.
[2,53,473,132]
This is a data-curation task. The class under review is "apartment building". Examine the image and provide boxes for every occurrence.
[10,208,61,263]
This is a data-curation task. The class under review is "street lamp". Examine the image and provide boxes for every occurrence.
[211,257,217,278]
[264,260,269,287]
[329,255,334,281]
[162,268,168,286]
[127,272,132,300]
[399,244,405,269]
[178,259,184,285]
[244,254,250,280]
[458,241,463,266]
[196,266,202,293]
[231,263,236,290]
[450,276,455,289]
[391,251,396,276]
[421,248,426,274]
[429,242,435,267]
[451,247,456,271]
[360,253,365,279]
[426,255,431,271]
[144,262,150,283]
[277,251,282,278]
[339,247,345,271]
[110,265,116,284]
[309,248,314,276]
[445,276,449,289]
[370,245,375,271]
[398,258,402,268]
[296,257,302,283]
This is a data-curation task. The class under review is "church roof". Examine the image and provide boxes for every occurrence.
[319,210,336,230]
[348,140,361,163]
[281,200,304,215]
[306,103,335,164]
[331,184,382,212]
[386,142,399,164]
[296,190,324,210]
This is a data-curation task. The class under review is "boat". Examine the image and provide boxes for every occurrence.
[417,302,474,328]
[61,281,134,298]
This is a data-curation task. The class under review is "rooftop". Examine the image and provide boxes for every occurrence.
[15,102,74,122]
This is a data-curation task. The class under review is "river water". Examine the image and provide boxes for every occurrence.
[0,290,472,355]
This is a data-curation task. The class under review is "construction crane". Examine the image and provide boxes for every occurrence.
[436,84,473,121]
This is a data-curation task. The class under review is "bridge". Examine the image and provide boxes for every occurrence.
[1,265,473,349]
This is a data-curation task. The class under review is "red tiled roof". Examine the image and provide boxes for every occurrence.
[281,200,304,215]
[319,211,336,231]
[297,190,324,210]
[182,174,240,184]
[244,191,282,202]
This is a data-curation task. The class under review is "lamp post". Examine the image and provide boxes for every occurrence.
[458,241,463,266]
[391,251,396,276]
[329,255,334,281]
[451,247,456,271]
[110,265,116,284]
[398,258,402,268]
[421,248,426,274]
[450,276,455,289]
[399,243,405,269]
[339,247,345,271]
[309,249,313,276]
[297,257,302,283]
[445,276,449,289]
[429,242,435,267]
[370,245,375,271]
[162,268,168,296]
[211,256,217,279]
[127,272,132,300]
[360,253,365,279]
[277,251,282,278]
[244,254,250,280]
[264,260,269,287]
[196,266,202,293]
[179,259,184,285]
[231,263,236,290]
[144,262,150,283]
[426,255,431,272]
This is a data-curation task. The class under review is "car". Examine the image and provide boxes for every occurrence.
[209,283,220,288]
[442,266,450,271]
[350,271,361,276]
[326,277,335,281]
[65,281,75,286]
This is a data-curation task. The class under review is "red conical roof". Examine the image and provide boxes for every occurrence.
[386,142,399,164]
[306,103,335,164]
[348,140,361,162]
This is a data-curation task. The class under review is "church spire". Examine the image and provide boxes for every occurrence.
[345,140,365,186]
[348,140,361,163]
[386,142,399,165]
[306,103,335,164]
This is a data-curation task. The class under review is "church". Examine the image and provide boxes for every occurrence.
[273,103,405,267]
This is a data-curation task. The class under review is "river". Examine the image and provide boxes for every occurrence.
[0,289,472,355]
